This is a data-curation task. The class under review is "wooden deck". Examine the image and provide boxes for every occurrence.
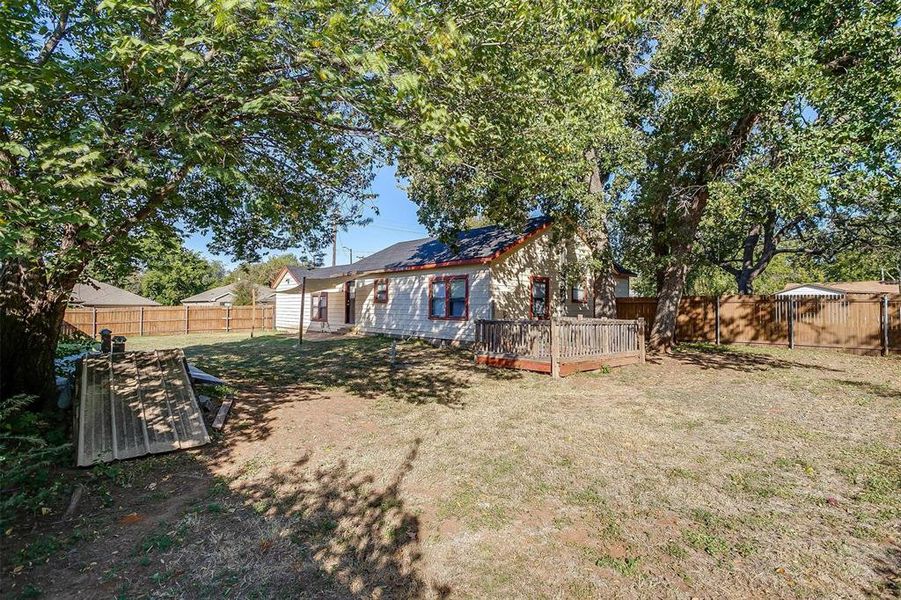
[476,351,643,376]
[474,318,646,378]
[76,349,210,466]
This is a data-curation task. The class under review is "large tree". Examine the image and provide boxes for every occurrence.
[139,246,225,305]
[392,0,639,316]
[623,0,900,348]
[0,0,410,402]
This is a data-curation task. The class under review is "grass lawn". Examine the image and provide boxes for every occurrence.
[4,332,899,598]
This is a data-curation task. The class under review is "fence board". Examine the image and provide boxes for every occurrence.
[63,305,274,338]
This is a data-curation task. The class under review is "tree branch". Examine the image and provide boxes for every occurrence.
[36,8,71,66]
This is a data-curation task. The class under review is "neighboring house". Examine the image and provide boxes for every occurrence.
[69,279,160,307]
[776,281,901,297]
[181,283,276,306]
[272,217,636,343]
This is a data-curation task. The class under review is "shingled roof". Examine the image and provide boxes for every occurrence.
[181,282,276,304]
[278,216,635,283]
[70,279,160,307]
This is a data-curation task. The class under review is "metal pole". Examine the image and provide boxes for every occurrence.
[715,296,721,345]
[297,276,306,345]
[250,287,256,338]
[787,297,795,350]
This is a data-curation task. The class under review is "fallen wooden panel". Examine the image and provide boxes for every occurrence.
[211,397,234,430]
[76,350,210,467]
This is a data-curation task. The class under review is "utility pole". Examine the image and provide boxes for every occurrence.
[331,215,337,267]
[343,246,353,264]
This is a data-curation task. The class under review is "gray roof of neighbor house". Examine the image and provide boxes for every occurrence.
[779,280,901,295]
[181,282,276,304]
[70,279,160,307]
[279,216,636,283]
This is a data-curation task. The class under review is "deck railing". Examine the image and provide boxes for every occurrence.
[475,317,646,377]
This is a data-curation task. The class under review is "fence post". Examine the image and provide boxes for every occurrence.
[184,305,189,335]
[92,307,97,339]
[787,297,795,349]
[715,296,721,345]
[882,295,890,356]
[637,318,646,363]
[226,305,231,332]
[140,306,144,337]
[550,319,561,378]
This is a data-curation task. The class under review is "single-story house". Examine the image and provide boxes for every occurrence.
[272,217,635,343]
[69,279,160,307]
[776,280,901,297]
[181,282,276,306]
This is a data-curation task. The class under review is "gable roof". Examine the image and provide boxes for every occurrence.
[70,279,160,307]
[780,281,900,295]
[181,282,276,304]
[276,216,635,285]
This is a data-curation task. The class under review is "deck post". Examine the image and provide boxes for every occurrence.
[637,318,646,363]
[550,319,561,378]
[881,294,890,356]
[474,319,481,362]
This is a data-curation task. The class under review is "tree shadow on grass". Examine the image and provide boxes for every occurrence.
[172,334,502,460]
[866,543,900,598]
[183,334,487,406]
[216,437,451,598]
[655,343,845,373]
[7,440,450,599]
[832,379,901,401]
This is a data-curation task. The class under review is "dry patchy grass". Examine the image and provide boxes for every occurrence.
[3,333,899,599]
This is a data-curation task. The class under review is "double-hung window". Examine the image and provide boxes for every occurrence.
[571,282,588,304]
[429,275,468,320]
[530,276,550,319]
[311,293,328,321]
[374,279,389,303]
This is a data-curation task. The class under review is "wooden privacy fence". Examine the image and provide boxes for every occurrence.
[474,317,646,377]
[62,305,275,338]
[616,294,901,355]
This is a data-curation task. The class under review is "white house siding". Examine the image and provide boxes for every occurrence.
[354,265,491,343]
[274,272,347,333]
[490,227,631,319]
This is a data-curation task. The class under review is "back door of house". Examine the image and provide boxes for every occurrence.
[344,281,355,324]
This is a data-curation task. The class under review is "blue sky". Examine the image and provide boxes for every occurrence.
[184,165,429,269]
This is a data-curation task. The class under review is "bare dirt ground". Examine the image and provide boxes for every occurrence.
[3,332,899,599]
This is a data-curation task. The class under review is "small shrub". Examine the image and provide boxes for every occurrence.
[0,395,71,527]
[55,333,97,359]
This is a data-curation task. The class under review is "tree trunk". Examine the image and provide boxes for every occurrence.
[736,269,754,295]
[648,259,688,350]
[0,260,80,406]
[594,269,618,318]
[648,187,711,351]
[584,150,617,318]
